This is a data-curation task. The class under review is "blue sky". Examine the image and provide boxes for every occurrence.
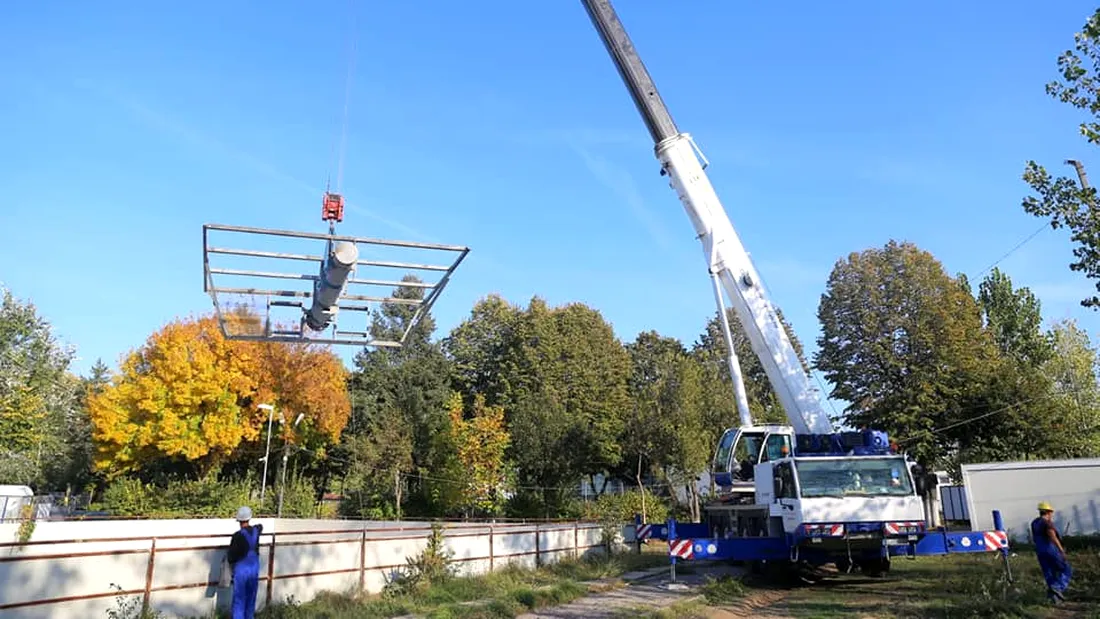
[3,1,1100,417]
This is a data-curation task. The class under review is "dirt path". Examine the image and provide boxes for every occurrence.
[516,564,746,619]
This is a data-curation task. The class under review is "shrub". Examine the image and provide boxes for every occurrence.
[580,489,671,525]
[259,473,317,518]
[96,474,254,518]
[384,523,457,597]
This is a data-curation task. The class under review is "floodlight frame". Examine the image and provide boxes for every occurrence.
[202,223,469,348]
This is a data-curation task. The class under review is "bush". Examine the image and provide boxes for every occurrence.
[96,474,254,518]
[384,523,457,597]
[259,474,317,518]
[580,489,671,525]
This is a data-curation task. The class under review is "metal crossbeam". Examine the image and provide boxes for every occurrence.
[202,223,468,348]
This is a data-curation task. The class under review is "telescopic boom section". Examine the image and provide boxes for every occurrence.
[580,0,834,435]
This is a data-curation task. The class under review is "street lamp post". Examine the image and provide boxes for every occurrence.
[277,412,306,518]
[258,404,275,502]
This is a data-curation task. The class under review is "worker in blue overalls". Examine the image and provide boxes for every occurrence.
[227,506,263,619]
[1031,501,1071,603]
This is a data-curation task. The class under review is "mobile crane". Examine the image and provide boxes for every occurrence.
[581,0,1011,576]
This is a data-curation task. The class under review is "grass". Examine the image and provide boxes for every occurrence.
[698,544,1100,619]
[251,550,670,619]
[611,600,710,619]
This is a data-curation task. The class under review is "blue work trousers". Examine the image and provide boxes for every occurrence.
[231,564,259,619]
[1037,550,1072,595]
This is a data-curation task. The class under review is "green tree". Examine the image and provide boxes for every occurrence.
[344,275,454,516]
[47,359,110,493]
[0,287,82,488]
[692,308,812,429]
[622,332,708,520]
[977,268,1053,367]
[494,298,632,515]
[814,241,999,466]
[957,270,1058,466]
[443,294,523,408]
[1021,8,1100,308]
[339,405,415,520]
[1040,319,1100,458]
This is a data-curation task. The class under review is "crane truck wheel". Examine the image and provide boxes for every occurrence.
[858,556,891,578]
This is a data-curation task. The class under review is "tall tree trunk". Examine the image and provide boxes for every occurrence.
[636,455,647,522]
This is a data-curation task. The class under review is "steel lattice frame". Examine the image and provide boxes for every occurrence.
[202,223,468,347]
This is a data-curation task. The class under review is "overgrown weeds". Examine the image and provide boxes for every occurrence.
[700,574,747,604]
[254,543,667,619]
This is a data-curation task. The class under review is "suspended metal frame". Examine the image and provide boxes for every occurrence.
[202,223,469,347]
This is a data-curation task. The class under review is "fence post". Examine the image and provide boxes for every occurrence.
[141,537,157,614]
[534,522,541,568]
[574,521,579,559]
[359,528,367,593]
[488,525,495,572]
[265,533,276,606]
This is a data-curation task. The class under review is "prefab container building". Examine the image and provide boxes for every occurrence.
[961,457,1100,542]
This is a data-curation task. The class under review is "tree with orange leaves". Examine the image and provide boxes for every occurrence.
[87,314,350,479]
[251,340,351,448]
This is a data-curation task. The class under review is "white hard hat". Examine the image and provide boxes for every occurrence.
[236,506,252,521]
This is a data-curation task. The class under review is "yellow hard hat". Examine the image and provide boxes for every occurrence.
[1037,501,1054,512]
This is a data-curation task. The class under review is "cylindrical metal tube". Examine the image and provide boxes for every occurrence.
[305,240,359,331]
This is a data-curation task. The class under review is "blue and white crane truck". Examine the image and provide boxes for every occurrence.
[580,0,1013,579]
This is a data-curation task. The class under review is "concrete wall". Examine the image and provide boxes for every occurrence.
[0,518,609,619]
[962,457,1100,542]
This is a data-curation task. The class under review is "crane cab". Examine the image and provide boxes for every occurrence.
[712,425,796,501]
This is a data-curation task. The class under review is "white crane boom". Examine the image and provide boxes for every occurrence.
[580,0,833,436]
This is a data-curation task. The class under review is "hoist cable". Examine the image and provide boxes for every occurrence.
[335,0,358,194]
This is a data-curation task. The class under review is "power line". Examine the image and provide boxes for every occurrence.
[975,159,1088,280]
[973,221,1050,280]
[895,393,1056,446]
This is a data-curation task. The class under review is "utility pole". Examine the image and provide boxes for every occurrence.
[1066,159,1090,190]
[258,404,275,502]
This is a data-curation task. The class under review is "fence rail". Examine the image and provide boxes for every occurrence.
[0,519,610,616]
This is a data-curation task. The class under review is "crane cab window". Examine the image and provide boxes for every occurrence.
[713,429,737,474]
[732,434,764,481]
[773,462,796,499]
[761,434,792,462]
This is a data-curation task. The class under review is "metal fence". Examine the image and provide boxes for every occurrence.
[0,520,609,617]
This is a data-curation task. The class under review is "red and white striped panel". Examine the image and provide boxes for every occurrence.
[983,531,1009,551]
[884,521,923,535]
[636,524,653,540]
[669,539,694,560]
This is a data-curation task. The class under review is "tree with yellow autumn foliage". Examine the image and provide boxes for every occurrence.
[88,313,350,479]
[442,391,512,516]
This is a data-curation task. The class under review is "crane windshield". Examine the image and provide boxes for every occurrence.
[794,457,914,498]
